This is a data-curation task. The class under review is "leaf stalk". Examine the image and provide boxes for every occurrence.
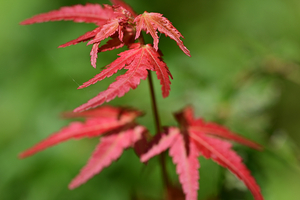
[147,70,170,188]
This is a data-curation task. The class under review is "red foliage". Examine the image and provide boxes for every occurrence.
[134,12,191,56]
[20,1,264,200]
[20,106,147,189]
[110,0,138,17]
[74,43,172,112]
[141,107,263,200]
[69,125,145,189]
[20,4,117,25]
[20,0,188,109]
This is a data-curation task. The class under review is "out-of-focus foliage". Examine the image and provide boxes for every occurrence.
[1,0,300,200]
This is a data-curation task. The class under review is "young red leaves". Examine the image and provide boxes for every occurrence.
[110,0,138,17]
[69,125,145,189]
[20,1,190,69]
[135,12,191,57]
[20,4,116,25]
[75,43,172,112]
[20,3,135,68]
[21,1,190,110]
[19,106,147,189]
[141,107,263,200]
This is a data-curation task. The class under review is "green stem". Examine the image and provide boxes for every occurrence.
[147,71,170,188]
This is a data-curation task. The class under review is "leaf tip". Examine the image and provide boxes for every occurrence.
[20,19,33,25]
[18,152,26,159]
[73,107,82,113]
[68,182,78,190]
[18,148,35,159]
[139,152,150,163]
[183,48,191,57]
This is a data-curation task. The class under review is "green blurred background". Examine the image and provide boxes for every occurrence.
[1,0,300,199]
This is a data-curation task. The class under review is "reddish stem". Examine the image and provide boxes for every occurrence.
[147,71,170,188]
[138,31,170,188]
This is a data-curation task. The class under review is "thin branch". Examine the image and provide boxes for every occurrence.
[138,30,170,188]
[147,71,162,133]
[147,71,170,187]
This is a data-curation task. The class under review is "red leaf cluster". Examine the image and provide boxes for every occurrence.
[20,105,263,200]
[134,12,190,56]
[141,106,263,200]
[20,1,189,111]
[20,106,147,189]
[20,1,264,200]
[74,43,172,112]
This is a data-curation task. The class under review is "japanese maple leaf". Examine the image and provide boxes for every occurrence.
[19,106,147,189]
[21,0,189,110]
[110,0,138,17]
[20,4,116,25]
[74,43,172,112]
[141,106,264,200]
[20,0,190,67]
[20,2,136,68]
[134,12,191,57]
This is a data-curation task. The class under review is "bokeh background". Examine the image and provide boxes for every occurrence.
[1,0,300,199]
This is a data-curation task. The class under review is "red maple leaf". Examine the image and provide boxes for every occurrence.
[20,1,190,68]
[20,2,135,68]
[134,12,191,57]
[19,106,147,189]
[21,0,189,109]
[20,4,117,26]
[110,0,138,17]
[74,43,172,112]
[141,106,263,200]
[20,2,265,200]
